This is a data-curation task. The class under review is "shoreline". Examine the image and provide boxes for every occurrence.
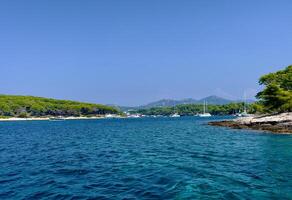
[209,113,292,134]
[0,116,125,122]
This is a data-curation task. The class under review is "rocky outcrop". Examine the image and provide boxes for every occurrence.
[209,113,292,134]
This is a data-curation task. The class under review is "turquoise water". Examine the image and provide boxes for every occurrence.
[0,117,291,199]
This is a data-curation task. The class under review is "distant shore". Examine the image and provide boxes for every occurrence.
[0,115,125,122]
[209,113,292,134]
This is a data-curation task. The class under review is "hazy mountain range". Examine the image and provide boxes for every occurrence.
[113,95,255,111]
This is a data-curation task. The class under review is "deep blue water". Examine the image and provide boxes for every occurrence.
[0,117,292,199]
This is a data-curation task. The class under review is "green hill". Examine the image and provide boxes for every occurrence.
[0,95,119,118]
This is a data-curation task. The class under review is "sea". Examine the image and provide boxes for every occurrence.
[0,117,291,199]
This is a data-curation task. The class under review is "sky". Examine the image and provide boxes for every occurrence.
[0,0,292,106]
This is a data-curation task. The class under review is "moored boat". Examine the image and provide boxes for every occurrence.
[170,113,180,118]
[49,116,66,121]
[199,101,212,117]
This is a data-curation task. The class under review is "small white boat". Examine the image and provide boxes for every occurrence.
[199,113,212,117]
[105,114,121,118]
[49,116,66,121]
[105,114,115,118]
[199,101,212,117]
[235,113,242,117]
[170,113,180,118]
[240,111,252,117]
[128,114,141,118]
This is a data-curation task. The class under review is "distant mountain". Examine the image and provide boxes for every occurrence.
[141,98,196,108]
[141,95,233,108]
[115,95,255,111]
[197,95,233,105]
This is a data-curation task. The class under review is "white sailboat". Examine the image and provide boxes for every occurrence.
[238,92,251,117]
[170,113,180,118]
[170,106,180,117]
[199,101,212,117]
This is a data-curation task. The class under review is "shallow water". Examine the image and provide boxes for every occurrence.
[0,117,291,199]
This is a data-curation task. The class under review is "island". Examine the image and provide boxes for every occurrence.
[0,95,120,121]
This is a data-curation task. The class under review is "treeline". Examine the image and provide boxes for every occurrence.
[0,95,119,117]
[134,103,253,116]
[256,65,292,113]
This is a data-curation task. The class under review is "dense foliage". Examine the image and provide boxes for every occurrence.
[134,103,249,116]
[0,95,119,117]
[256,65,292,113]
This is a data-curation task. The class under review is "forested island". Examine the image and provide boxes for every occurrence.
[133,103,252,116]
[0,95,119,118]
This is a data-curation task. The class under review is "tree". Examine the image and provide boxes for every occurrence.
[256,65,292,113]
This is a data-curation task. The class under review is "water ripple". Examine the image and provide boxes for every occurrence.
[0,117,292,199]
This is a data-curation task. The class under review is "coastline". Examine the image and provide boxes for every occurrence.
[0,117,50,121]
[0,116,124,122]
[209,113,292,134]
[3,114,292,135]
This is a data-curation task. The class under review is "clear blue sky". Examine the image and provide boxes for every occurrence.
[0,0,291,106]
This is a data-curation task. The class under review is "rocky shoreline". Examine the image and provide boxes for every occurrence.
[209,113,292,134]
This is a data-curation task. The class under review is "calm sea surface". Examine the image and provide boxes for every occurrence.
[0,117,292,199]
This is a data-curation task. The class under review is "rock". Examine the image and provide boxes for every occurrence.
[209,113,292,134]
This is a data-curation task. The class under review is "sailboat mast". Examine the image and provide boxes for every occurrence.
[244,92,247,113]
[206,101,208,113]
